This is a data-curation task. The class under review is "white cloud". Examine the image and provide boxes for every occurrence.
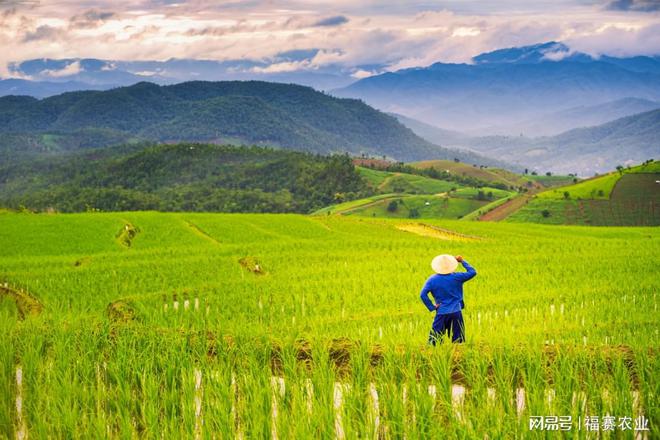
[250,59,314,73]
[351,69,374,79]
[42,60,82,77]
[0,1,659,79]
[452,27,481,37]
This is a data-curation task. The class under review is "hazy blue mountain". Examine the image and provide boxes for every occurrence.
[334,42,660,136]
[2,54,376,96]
[0,78,111,99]
[394,108,659,175]
[389,113,468,146]
[0,80,507,166]
[597,55,660,74]
[484,97,660,136]
[462,109,660,175]
[472,41,591,64]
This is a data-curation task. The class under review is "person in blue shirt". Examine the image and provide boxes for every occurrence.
[420,254,477,345]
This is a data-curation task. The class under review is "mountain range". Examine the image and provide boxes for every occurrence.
[0,52,374,97]
[335,42,660,137]
[0,80,504,166]
[2,42,658,175]
[394,109,660,175]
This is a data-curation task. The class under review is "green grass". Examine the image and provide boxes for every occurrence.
[511,164,660,226]
[451,187,514,200]
[356,166,392,187]
[344,194,487,219]
[0,212,657,438]
[536,162,659,201]
[311,193,401,215]
[526,174,577,187]
[537,172,621,200]
[378,173,458,194]
[507,197,660,226]
[461,195,516,221]
[357,166,462,194]
[628,160,660,173]
[410,160,530,188]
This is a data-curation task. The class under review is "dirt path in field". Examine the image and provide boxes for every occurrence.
[396,223,482,241]
[479,194,532,221]
[377,173,401,191]
[0,283,43,319]
[337,197,398,215]
[185,221,222,245]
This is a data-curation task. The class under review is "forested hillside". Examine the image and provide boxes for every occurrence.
[0,143,372,213]
[0,80,501,165]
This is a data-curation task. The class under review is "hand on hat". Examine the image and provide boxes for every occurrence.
[455,255,463,262]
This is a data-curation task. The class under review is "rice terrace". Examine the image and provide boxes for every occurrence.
[1,209,657,438]
[1,1,660,438]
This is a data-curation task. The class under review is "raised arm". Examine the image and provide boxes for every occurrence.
[454,259,477,282]
[419,278,437,312]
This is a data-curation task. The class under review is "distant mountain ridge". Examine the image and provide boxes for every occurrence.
[406,109,660,175]
[394,108,660,175]
[0,80,507,166]
[335,41,660,136]
[0,54,372,97]
[484,97,660,136]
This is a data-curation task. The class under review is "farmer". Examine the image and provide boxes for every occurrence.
[420,254,477,345]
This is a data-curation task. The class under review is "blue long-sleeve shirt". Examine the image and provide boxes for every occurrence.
[420,261,477,314]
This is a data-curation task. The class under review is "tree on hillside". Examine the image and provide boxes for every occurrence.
[387,200,398,212]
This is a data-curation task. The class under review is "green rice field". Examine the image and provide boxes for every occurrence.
[1,212,657,438]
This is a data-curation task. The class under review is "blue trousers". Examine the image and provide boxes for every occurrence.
[428,310,465,345]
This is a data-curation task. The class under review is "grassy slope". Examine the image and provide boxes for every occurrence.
[357,166,462,193]
[452,187,513,199]
[324,167,517,219]
[526,174,576,187]
[410,160,531,188]
[461,195,517,221]
[343,194,487,219]
[508,161,660,226]
[311,193,401,215]
[537,172,620,200]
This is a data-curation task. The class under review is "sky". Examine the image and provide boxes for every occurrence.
[0,0,659,78]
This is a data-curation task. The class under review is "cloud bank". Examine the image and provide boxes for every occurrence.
[0,0,658,78]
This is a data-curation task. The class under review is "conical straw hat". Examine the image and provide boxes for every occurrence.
[431,254,458,274]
